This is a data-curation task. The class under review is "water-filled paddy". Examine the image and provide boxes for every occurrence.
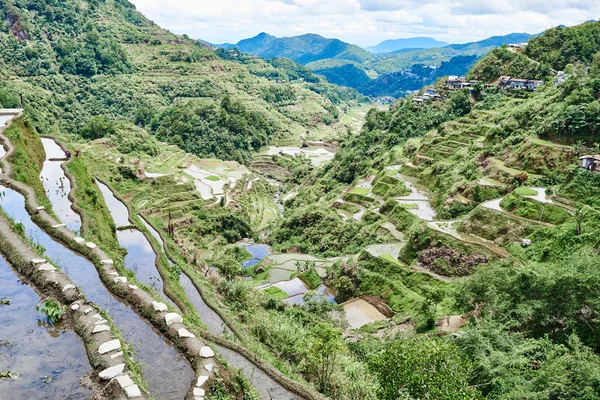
[40,138,82,232]
[0,256,92,400]
[0,186,194,400]
[343,299,387,329]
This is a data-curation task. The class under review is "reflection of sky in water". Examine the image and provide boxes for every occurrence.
[41,137,66,159]
[40,141,81,231]
[96,180,130,227]
[0,115,14,126]
[0,186,193,399]
[0,256,91,399]
[118,229,154,253]
[242,244,271,267]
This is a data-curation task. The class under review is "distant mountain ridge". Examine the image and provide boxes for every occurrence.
[215,32,372,64]
[368,37,450,54]
[209,31,535,99]
[447,32,534,51]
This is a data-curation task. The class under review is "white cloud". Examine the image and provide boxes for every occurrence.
[130,0,600,46]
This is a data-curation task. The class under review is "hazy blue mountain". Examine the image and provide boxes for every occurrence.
[368,37,450,53]
[447,32,534,50]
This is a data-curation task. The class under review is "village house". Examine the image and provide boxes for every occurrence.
[413,89,442,103]
[525,80,543,90]
[444,76,466,89]
[508,43,528,51]
[498,76,544,91]
[444,76,478,90]
[555,71,568,86]
[579,155,600,172]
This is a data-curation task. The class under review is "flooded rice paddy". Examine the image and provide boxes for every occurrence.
[96,181,179,310]
[258,146,335,167]
[0,255,92,400]
[40,138,82,232]
[342,299,387,329]
[0,186,194,400]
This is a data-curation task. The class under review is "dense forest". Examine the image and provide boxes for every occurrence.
[0,0,362,163]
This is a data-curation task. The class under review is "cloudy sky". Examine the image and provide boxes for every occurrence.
[130,0,598,47]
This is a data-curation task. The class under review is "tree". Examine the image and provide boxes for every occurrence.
[575,206,587,235]
[369,335,482,400]
[574,139,585,157]
[333,275,355,303]
[80,116,116,140]
[301,323,345,395]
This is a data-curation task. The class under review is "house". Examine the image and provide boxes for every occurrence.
[525,80,543,90]
[508,78,528,89]
[444,76,468,89]
[498,77,543,91]
[508,43,528,50]
[413,89,442,103]
[555,71,568,86]
[579,155,600,172]
[499,76,512,85]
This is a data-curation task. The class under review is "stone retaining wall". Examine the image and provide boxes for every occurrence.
[0,116,216,400]
[0,214,144,400]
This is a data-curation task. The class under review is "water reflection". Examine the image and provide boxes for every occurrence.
[0,186,194,400]
[40,138,81,232]
[0,255,91,399]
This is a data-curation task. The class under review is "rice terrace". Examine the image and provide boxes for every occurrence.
[1,1,600,399]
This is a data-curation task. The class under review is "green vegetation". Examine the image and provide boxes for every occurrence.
[514,186,538,196]
[298,267,321,290]
[348,187,370,196]
[6,3,600,399]
[366,335,481,399]
[399,203,418,210]
[264,286,288,299]
[36,299,65,324]
[525,21,600,70]
[0,0,363,164]
[270,207,389,257]
[4,118,53,211]
[468,47,548,83]
[500,192,572,225]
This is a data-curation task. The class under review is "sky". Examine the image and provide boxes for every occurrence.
[130,0,599,47]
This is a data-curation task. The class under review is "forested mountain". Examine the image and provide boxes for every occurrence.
[216,32,373,64]
[367,37,450,54]
[0,0,363,164]
[270,19,600,399]
[210,31,533,99]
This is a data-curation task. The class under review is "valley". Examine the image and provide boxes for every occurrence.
[1,1,600,399]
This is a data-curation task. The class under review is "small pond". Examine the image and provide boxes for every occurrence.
[343,299,387,330]
[138,219,301,399]
[241,244,272,268]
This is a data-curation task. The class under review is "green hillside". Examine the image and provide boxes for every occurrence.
[525,21,600,70]
[0,0,364,163]
[265,20,600,398]
[312,33,533,97]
